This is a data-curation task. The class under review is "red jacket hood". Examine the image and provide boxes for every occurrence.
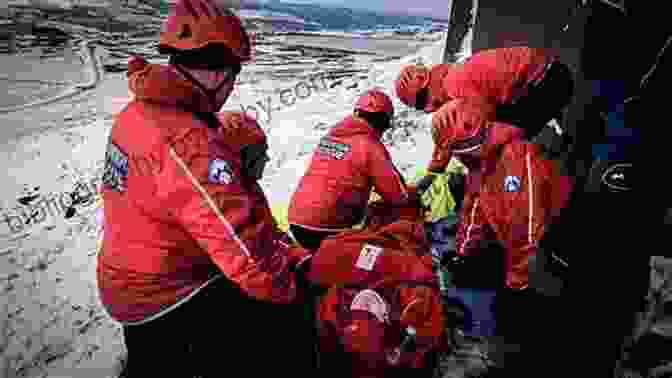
[123,58,250,161]
[329,115,382,140]
[127,57,215,113]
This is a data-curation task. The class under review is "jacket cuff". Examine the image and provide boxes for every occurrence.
[426,162,447,174]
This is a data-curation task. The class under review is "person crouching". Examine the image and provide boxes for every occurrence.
[287,89,421,252]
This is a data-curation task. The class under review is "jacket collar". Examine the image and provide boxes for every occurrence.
[128,61,217,113]
[330,115,383,140]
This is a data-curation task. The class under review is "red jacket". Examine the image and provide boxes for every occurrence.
[97,62,303,324]
[288,115,410,231]
[425,47,557,113]
[455,134,572,289]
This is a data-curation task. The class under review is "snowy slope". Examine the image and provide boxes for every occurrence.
[0,40,442,378]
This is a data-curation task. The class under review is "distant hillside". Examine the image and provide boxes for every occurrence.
[243,1,442,31]
[2,0,446,35]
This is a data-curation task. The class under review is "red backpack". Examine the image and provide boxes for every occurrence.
[307,199,436,290]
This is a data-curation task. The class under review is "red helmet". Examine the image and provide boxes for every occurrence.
[355,88,394,117]
[431,98,496,153]
[394,64,431,108]
[159,0,252,64]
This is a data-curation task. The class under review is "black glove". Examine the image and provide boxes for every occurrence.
[415,174,436,195]
[294,255,312,288]
[293,256,329,298]
[448,173,466,212]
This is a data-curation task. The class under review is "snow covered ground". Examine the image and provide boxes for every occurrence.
[0,38,443,378]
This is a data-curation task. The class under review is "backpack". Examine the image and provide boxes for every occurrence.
[307,218,437,290]
[306,197,436,285]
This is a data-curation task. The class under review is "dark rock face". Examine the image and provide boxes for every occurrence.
[472,0,578,63]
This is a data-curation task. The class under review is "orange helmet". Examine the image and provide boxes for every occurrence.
[158,0,252,65]
[394,64,431,108]
[431,98,496,153]
[216,111,267,152]
[355,88,394,117]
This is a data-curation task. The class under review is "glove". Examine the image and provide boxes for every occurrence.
[293,255,329,299]
[287,246,311,285]
[292,253,311,298]
[415,174,436,196]
[294,254,312,280]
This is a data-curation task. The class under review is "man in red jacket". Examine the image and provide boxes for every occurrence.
[287,89,421,252]
[97,1,311,377]
[431,98,572,373]
[395,46,574,144]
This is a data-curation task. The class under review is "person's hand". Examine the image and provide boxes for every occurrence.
[415,174,436,195]
[293,255,329,299]
[294,254,312,280]
[290,253,323,295]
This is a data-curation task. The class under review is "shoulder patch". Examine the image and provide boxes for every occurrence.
[208,158,234,184]
[102,141,129,192]
[317,137,351,160]
[504,175,521,192]
[355,243,383,271]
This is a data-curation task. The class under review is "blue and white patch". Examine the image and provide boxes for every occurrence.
[102,141,129,193]
[208,159,233,184]
[504,175,521,192]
